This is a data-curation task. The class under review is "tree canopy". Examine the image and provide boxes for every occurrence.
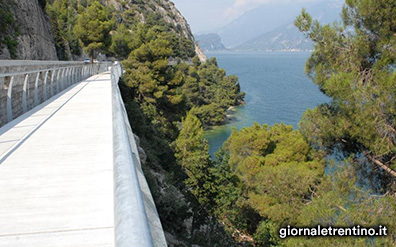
[295,0,396,179]
[46,0,81,60]
[175,112,213,207]
[73,1,112,61]
[122,23,244,138]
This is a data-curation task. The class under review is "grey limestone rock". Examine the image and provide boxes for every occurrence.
[0,0,58,60]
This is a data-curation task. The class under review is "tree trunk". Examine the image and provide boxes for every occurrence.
[90,50,94,64]
[364,152,396,178]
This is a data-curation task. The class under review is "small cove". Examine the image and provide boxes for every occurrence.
[204,51,329,156]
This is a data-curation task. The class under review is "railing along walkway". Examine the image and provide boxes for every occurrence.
[0,62,166,246]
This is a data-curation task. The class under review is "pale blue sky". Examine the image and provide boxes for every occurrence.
[171,0,323,33]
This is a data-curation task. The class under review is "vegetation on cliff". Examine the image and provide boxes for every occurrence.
[175,121,326,245]
[73,1,112,62]
[46,0,83,60]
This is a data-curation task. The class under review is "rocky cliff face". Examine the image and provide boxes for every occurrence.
[159,0,207,62]
[0,0,58,60]
[109,0,206,62]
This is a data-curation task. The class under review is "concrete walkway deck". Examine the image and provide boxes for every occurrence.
[0,73,114,246]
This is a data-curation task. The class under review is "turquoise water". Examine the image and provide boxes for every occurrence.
[204,52,329,156]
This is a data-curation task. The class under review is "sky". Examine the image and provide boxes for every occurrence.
[171,0,323,34]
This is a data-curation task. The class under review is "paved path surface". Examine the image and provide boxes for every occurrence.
[0,72,114,247]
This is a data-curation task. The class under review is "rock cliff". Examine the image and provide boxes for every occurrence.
[0,0,57,60]
[108,0,206,62]
[156,0,206,62]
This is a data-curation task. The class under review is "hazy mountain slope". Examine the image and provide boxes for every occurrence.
[216,2,312,48]
[195,33,226,51]
[235,0,343,51]
[235,23,312,51]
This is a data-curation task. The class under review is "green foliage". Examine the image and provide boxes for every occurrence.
[282,3,396,245]
[211,149,262,238]
[46,0,81,60]
[211,122,395,246]
[192,123,325,244]
[73,0,112,61]
[119,80,193,236]
[122,23,244,138]
[3,37,18,58]
[286,163,396,246]
[110,23,134,59]
[254,221,282,247]
[295,0,396,176]
[182,59,245,126]
[122,26,182,138]
[121,81,238,245]
[175,112,214,207]
[223,123,324,225]
[190,104,226,126]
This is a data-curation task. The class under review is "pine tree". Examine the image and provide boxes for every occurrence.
[295,0,396,177]
[174,112,214,207]
[73,1,112,62]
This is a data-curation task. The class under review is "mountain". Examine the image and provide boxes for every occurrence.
[215,2,314,48]
[195,33,227,51]
[234,23,312,51]
[234,0,343,51]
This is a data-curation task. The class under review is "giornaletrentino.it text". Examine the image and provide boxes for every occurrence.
[279,225,387,239]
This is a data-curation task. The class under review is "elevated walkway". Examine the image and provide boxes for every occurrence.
[0,73,114,246]
[0,63,166,247]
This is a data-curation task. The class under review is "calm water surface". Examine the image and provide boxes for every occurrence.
[205,52,329,156]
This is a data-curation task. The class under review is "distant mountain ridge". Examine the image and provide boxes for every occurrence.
[234,23,313,51]
[211,0,343,51]
[216,2,307,48]
[195,33,227,51]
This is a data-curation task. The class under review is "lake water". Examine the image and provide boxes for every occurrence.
[204,52,329,156]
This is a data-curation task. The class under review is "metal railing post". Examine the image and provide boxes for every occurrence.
[50,70,55,97]
[34,72,40,107]
[43,70,49,101]
[6,76,15,122]
[56,69,61,94]
[22,74,29,113]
